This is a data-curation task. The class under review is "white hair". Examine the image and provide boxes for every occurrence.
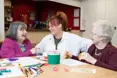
[92,20,115,43]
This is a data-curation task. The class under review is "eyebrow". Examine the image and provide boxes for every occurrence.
[20,27,27,30]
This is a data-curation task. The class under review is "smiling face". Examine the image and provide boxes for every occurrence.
[91,20,115,45]
[91,26,103,45]
[48,18,62,36]
[17,25,27,41]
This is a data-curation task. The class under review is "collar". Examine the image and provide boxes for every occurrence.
[94,42,112,50]
[49,32,68,41]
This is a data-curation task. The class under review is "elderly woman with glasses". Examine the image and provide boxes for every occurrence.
[0,21,37,58]
[66,20,117,71]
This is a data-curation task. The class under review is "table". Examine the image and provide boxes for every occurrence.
[34,64,117,78]
[7,58,117,78]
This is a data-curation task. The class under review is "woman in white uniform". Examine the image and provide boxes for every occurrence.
[35,12,92,59]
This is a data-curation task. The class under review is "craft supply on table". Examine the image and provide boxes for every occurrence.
[64,68,69,72]
[61,59,87,66]
[53,67,58,72]
[48,50,60,65]
[0,67,24,77]
[0,60,11,67]
[6,57,46,67]
[0,68,11,75]
[0,57,46,77]
[8,58,19,61]
[18,63,44,77]
[71,68,96,74]
[38,56,48,61]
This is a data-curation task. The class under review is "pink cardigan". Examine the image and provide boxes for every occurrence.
[0,38,33,58]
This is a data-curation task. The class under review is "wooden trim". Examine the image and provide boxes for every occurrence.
[0,41,3,43]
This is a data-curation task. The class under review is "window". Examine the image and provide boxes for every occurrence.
[73,8,80,30]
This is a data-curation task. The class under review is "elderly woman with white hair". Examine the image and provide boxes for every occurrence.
[66,20,117,71]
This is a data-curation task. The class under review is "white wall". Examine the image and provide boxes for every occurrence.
[81,0,117,46]
[106,0,117,46]
[49,0,81,7]
[80,0,98,31]
[0,0,5,41]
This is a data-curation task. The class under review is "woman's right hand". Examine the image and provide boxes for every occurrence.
[78,52,97,64]
[30,48,39,54]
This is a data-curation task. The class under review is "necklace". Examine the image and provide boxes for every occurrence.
[95,48,102,56]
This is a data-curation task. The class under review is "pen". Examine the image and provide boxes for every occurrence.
[40,64,44,67]
[24,64,39,67]
[28,68,32,75]
[24,63,44,67]
[24,69,28,77]
[30,68,37,74]
[8,58,18,61]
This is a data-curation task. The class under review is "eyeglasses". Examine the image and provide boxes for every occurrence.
[91,33,97,36]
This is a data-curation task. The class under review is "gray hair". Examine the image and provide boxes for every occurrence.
[92,20,115,43]
[6,21,27,40]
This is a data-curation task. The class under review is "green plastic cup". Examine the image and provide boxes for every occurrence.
[48,54,60,65]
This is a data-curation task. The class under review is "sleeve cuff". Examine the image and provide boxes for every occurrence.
[71,55,78,60]
[94,60,100,66]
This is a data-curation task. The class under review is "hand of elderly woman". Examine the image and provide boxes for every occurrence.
[30,48,39,54]
[78,52,97,65]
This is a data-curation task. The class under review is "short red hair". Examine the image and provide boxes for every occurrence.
[48,12,68,31]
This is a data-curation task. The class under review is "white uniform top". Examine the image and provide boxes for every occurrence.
[35,32,92,58]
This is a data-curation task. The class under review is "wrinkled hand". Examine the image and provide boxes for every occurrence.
[78,52,97,64]
[64,51,73,59]
[30,48,39,54]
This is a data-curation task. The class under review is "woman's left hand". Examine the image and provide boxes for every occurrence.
[64,51,73,59]
[78,52,97,64]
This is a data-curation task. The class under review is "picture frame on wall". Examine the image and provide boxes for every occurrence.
[74,18,79,27]
[74,9,79,17]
